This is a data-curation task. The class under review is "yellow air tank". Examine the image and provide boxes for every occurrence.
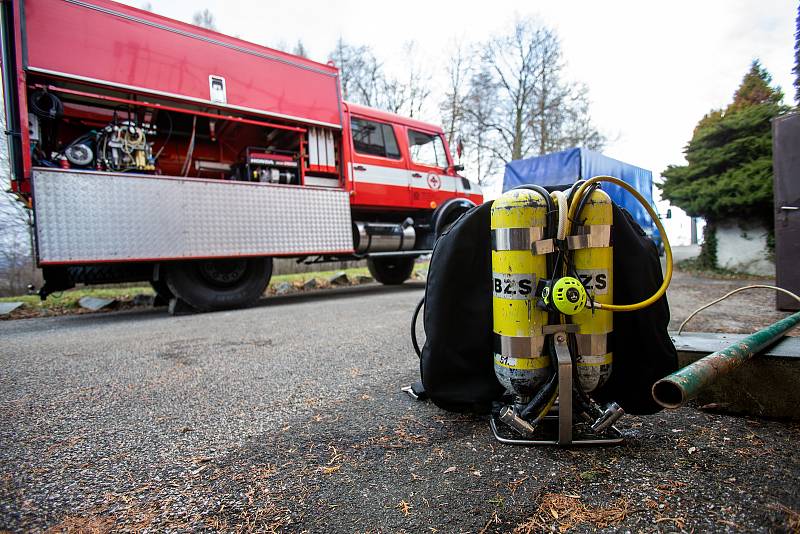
[568,188,614,392]
[491,189,551,398]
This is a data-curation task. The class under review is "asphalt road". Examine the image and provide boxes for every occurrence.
[1,282,799,532]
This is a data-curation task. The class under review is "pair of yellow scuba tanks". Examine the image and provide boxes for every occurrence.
[414,176,676,445]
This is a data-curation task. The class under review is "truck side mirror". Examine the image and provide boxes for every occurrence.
[452,164,465,172]
[665,208,672,219]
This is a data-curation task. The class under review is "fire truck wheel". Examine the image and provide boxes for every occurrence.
[164,257,272,311]
[149,279,174,307]
[367,256,415,285]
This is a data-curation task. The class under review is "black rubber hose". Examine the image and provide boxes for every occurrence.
[510,183,556,241]
[519,337,559,419]
[570,182,600,229]
[29,90,63,119]
[509,184,558,305]
[568,332,594,408]
[519,181,601,420]
[509,184,560,418]
[566,179,587,206]
[555,182,599,277]
[411,296,424,358]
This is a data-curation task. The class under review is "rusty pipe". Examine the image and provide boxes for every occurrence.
[652,311,800,409]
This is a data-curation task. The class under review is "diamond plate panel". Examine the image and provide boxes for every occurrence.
[33,170,354,263]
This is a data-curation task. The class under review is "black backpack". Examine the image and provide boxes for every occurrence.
[418,200,677,415]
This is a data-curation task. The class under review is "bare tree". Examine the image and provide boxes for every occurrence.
[292,40,308,58]
[463,17,604,170]
[192,9,216,31]
[546,82,605,151]
[382,41,431,119]
[0,87,37,295]
[0,170,35,295]
[527,36,605,154]
[439,40,471,147]
[330,38,384,107]
[0,192,35,296]
[330,39,431,119]
[463,66,500,186]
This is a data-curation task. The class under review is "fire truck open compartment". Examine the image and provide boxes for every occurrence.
[26,76,342,187]
[24,72,355,265]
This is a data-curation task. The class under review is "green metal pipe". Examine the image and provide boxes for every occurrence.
[652,311,800,409]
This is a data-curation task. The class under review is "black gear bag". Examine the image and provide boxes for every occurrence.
[418,200,677,415]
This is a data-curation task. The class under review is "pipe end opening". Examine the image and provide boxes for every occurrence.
[652,380,685,409]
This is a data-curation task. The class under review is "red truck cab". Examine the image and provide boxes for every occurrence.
[344,103,481,211]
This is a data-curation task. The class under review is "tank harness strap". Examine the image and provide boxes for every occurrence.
[493,333,546,358]
[565,224,612,250]
[574,333,611,356]
[491,227,541,250]
[490,227,554,255]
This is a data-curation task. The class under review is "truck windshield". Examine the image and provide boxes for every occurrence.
[408,130,448,168]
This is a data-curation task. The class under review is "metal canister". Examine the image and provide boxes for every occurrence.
[569,188,614,392]
[491,190,551,397]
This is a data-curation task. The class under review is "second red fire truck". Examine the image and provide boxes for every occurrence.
[1,0,482,311]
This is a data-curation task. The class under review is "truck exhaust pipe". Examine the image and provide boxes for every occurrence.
[652,311,800,409]
[353,220,416,254]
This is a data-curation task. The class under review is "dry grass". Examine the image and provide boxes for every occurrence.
[769,503,800,533]
[45,515,115,534]
[0,262,429,320]
[513,493,629,533]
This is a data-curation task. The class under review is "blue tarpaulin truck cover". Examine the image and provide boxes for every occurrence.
[502,147,659,245]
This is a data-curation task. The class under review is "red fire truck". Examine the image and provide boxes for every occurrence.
[0,0,482,311]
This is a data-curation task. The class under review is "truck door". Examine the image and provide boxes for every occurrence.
[405,128,457,209]
[348,115,409,208]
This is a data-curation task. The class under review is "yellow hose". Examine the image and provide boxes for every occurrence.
[566,175,673,312]
[535,387,559,423]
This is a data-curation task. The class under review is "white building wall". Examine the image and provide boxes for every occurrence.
[715,220,774,276]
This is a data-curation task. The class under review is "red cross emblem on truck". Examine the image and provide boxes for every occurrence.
[427,174,441,190]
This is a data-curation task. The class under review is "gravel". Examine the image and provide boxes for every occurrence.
[1,266,798,532]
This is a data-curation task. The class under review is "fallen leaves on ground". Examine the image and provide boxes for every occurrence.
[398,500,411,516]
[320,465,340,475]
[513,493,629,533]
[768,503,800,533]
[45,514,116,533]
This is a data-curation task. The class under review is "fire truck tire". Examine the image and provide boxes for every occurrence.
[367,256,416,285]
[164,257,273,311]
[150,279,173,307]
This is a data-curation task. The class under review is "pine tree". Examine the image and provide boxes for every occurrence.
[730,60,782,109]
[659,61,787,265]
[794,3,799,105]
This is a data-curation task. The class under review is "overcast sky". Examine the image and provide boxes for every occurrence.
[123,0,796,181]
